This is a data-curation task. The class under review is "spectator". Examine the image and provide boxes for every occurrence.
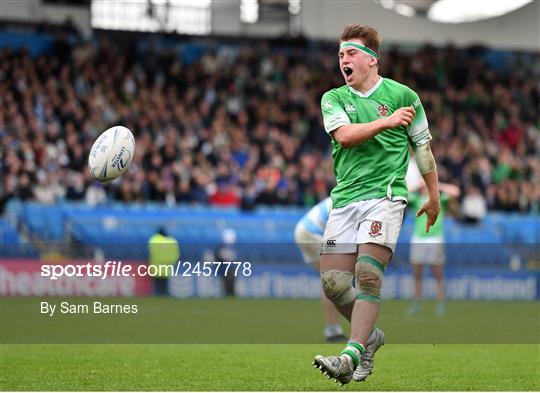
[0,36,538,214]
[461,186,487,223]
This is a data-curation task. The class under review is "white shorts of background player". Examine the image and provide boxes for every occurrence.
[410,236,445,265]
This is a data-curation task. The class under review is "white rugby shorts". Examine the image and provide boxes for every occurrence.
[321,197,406,254]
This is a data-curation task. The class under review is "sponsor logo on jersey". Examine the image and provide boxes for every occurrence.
[344,104,356,113]
[369,221,383,237]
[323,101,332,110]
[377,104,389,117]
[326,239,336,247]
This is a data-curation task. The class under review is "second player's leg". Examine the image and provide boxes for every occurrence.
[431,264,446,315]
[349,243,392,345]
[407,263,424,316]
[431,264,445,301]
[412,264,424,300]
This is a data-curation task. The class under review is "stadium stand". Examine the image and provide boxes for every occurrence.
[0,29,538,215]
[0,27,538,269]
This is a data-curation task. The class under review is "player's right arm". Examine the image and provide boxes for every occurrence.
[333,108,415,147]
[320,90,415,148]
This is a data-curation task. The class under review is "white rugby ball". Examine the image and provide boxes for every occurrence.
[88,126,135,182]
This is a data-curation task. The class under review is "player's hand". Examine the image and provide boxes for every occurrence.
[386,107,416,128]
[416,197,440,233]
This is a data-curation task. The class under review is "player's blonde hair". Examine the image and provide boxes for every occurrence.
[340,24,382,59]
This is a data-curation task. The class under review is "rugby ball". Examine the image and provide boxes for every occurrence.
[88,126,135,182]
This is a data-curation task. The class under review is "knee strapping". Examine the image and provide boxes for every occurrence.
[320,270,356,306]
[356,254,386,302]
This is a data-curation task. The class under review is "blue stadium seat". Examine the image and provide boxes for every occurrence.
[0,218,19,243]
[8,202,538,266]
[0,218,39,258]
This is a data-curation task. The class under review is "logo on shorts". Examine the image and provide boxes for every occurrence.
[369,221,383,237]
[326,240,337,247]
[377,104,389,117]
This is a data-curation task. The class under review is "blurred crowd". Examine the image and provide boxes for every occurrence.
[1,32,539,217]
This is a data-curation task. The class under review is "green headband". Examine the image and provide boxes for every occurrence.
[340,42,379,59]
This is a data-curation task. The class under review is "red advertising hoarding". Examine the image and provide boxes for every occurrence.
[0,259,152,297]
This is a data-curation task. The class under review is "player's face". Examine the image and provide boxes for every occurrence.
[338,39,376,85]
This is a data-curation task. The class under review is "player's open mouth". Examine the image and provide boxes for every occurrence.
[343,67,353,77]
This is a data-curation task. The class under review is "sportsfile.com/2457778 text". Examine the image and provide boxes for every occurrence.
[40,261,252,280]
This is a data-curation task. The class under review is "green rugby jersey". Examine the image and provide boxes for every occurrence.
[321,77,431,208]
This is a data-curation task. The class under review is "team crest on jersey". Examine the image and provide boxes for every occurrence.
[345,104,356,113]
[377,104,389,117]
[369,221,383,237]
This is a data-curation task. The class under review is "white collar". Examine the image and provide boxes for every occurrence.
[348,76,383,98]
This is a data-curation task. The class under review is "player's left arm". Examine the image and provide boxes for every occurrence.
[406,90,440,233]
[414,148,440,233]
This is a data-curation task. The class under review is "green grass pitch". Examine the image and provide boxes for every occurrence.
[1,298,539,391]
[2,343,539,391]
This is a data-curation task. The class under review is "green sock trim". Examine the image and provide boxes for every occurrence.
[357,254,386,274]
[348,342,365,355]
[356,292,381,302]
[340,349,359,368]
